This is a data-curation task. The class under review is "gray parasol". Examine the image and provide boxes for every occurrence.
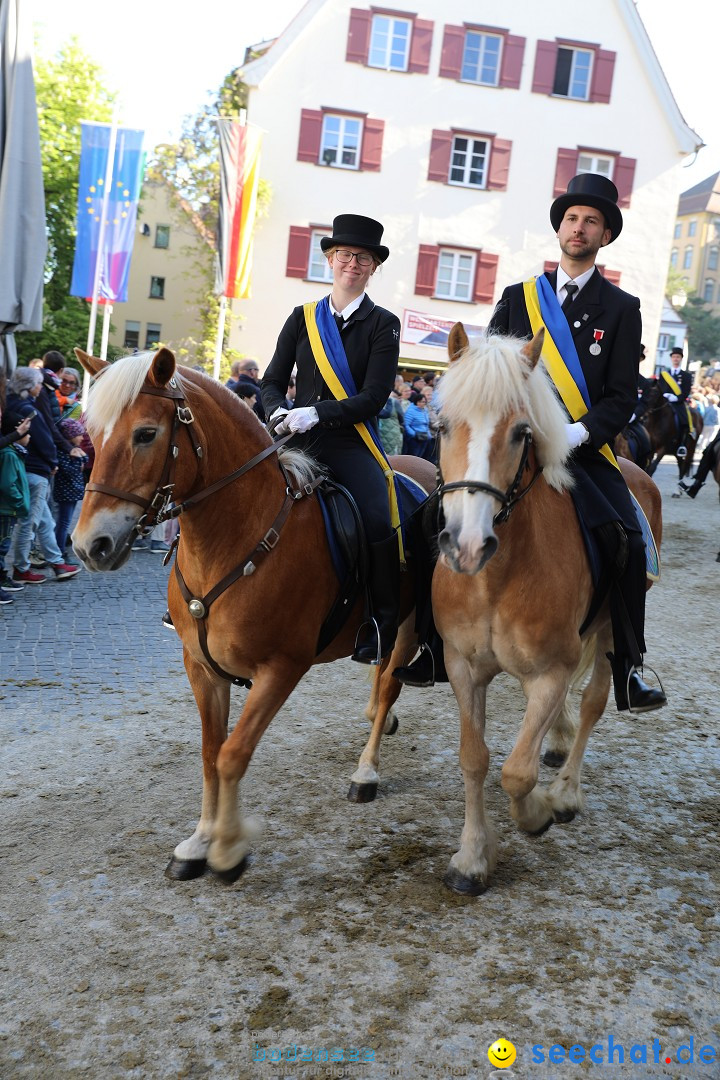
[0,0,46,375]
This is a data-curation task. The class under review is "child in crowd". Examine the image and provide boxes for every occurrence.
[53,418,88,555]
[0,407,32,604]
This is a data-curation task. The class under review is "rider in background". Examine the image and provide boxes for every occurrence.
[662,346,693,449]
[261,214,401,665]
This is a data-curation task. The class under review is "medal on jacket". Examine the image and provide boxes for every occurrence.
[589,329,605,356]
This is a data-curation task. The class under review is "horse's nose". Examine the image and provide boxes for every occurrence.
[88,534,114,563]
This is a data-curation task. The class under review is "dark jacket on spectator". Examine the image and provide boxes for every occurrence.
[4,391,58,479]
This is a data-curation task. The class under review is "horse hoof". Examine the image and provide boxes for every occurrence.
[211,856,250,884]
[385,716,399,736]
[443,867,488,896]
[528,817,554,837]
[542,749,566,768]
[164,856,207,881]
[347,781,378,803]
[553,809,576,824]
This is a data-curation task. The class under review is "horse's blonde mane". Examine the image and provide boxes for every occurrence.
[437,334,572,491]
[85,352,323,488]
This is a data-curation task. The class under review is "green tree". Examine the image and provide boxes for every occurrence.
[147,70,271,371]
[680,294,720,363]
[17,39,115,366]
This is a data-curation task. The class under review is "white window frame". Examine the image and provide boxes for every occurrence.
[673,223,682,239]
[435,248,476,302]
[704,279,715,303]
[670,248,678,269]
[683,246,693,270]
[461,30,503,86]
[449,134,490,189]
[320,114,363,170]
[145,323,162,349]
[577,153,614,180]
[308,231,333,283]
[368,14,411,71]
[708,246,719,271]
[657,333,669,352]
[554,46,593,101]
[688,219,697,237]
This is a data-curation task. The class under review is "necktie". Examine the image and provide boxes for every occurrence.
[561,282,578,312]
[334,313,344,332]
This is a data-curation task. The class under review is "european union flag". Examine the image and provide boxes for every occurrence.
[70,122,145,303]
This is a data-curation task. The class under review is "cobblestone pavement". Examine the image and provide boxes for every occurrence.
[1,545,185,714]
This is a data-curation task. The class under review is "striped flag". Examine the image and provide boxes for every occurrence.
[70,122,145,303]
[215,120,262,300]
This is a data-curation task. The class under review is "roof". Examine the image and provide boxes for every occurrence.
[678,172,720,217]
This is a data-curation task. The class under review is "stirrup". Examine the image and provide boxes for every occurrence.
[676,444,687,458]
[352,616,382,665]
[625,662,665,715]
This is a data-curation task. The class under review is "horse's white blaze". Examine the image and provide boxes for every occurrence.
[444,415,499,572]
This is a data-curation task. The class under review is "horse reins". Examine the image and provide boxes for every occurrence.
[87,375,321,688]
[438,428,543,525]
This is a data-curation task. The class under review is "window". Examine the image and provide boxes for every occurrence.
[532,40,615,103]
[704,279,715,303]
[553,46,593,99]
[308,230,333,282]
[461,31,502,85]
[674,223,682,239]
[155,225,170,249]
[346,9,433,75]
[658,333,669,352]
[553,149,635,208]
[150,276,165,299]
[670,248,678,269]
[320,113,362,169]
[428,130,512,191]
[440,25,525,89]
[683,247,693,270]
[368,14,411,70]
[124,320,140,350]
[435,249,475,300]
[415,245,499,303]
[688,220,697,237]
[297,109,385,172]
[577,152,614,179]
[449,135,489,188]
[146,323,162,349]
[709,246,719,271]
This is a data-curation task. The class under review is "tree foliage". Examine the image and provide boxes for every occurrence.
[17,39,115,365]
[680,294,720,363]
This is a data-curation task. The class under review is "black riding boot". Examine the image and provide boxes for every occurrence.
[392,627,448,687]
[607,652,666,714]
[680,438,718,497]
[352,538,400,665]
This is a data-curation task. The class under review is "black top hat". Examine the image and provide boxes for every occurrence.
[320,214,389,262]
[550,174,623,242]
[670,346,684,356]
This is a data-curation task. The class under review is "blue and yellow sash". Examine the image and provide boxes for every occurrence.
[660,370,694,434]
[522,276,619,470]
[303,297,406,565]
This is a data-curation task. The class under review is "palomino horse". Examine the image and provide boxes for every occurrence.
[72,348,435,882]
[640,380,703,481]
[433,325,662,895]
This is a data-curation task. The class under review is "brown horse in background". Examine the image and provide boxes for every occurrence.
[72,348,435,884]
[432,325,662,895]
[641,380,703,480]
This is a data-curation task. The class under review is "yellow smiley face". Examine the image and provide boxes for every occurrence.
[488,1038,517,1069]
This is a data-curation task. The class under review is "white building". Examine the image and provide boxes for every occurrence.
[231,0,700,374]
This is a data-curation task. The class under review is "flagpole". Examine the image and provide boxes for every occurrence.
[100,302,113,361]
[212,293,227,381]
[81,111,118,409]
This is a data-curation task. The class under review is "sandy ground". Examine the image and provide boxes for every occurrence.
[1,459,718,1080]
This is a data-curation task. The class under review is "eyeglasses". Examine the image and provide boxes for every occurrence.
[334,249,374,267]
[60,378,78,387]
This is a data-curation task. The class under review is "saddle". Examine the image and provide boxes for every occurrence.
[621,420,651,469]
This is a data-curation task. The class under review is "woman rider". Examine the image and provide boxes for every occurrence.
[261,214,401,664]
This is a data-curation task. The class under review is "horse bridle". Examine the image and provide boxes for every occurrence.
[438,427,543,525]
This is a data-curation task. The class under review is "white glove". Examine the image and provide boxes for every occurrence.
[565,421,590,449]
[276,406,319,435]
[268,407,289,435]
[663,392,678,402]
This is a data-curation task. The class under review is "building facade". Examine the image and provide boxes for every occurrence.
[229,0,699,375]
[671,171,720,318]
[108,180,213,361]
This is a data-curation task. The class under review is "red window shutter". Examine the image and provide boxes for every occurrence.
[297,109,323,164]
[614,156,636,208]
[346,8,371,65]
[499,35,525,90]
[486,139,512,191]
[473,251,499,303]
[532,40,557,94]
[599,267,622,286]
[360,118,385,172]
[553,148,579,196]
[286,226,311,278]
[439,25,464,79]
[543,261,559,274]
[427,129,452,183]
[415,245,439,296]
[590,49,615,104]
[408,19,433,74]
